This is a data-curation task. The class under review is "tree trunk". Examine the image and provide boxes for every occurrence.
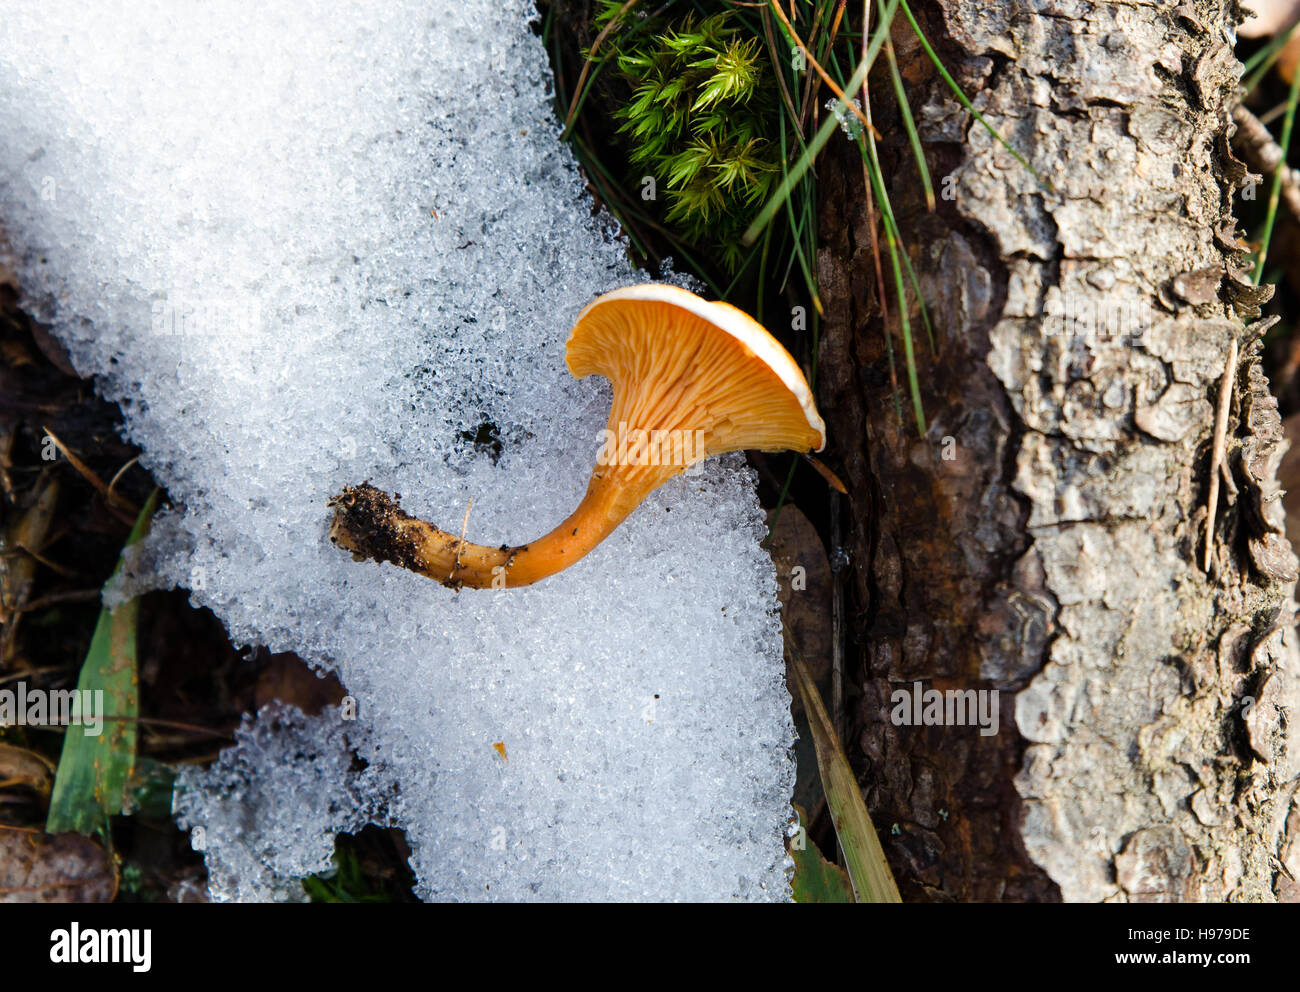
[819,0,1300,901]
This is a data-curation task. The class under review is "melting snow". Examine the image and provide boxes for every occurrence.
[0,0,796,900]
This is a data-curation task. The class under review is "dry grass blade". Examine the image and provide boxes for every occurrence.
[561,0,642,138]
[787,633,901,902]
[761,6,800,126]
[768,0,881,140]
[1253,44,1300,283]
[741,0,897,247]
[802,452,848,493]
[40,428,140,521]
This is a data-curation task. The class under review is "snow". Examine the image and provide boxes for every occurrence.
[0,0,797,900]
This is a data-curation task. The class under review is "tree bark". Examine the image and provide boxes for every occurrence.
[819,0,1300,901]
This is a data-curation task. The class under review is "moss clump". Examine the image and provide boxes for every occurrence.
[593,5,778,272]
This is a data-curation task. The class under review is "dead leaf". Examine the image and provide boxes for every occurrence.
[253,651,347,715]
[0,829,117,902]
[0,743,56,794]
[0,223,16,290]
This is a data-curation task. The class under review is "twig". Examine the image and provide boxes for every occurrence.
[40,427,140,523]
[1204,336,1238,572]
[13,547,77,580]
[9,588,99,613]
[0,665,65,686]
[1232,103,1300,225]
[98,714,234,739]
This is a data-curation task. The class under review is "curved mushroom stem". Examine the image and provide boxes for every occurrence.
[329,464,675,589]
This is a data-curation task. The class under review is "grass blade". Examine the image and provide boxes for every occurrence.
[1254,56,1300,283]
[789,804,854,902]
[827,26,935,353]
[1243,22,1300,94]
[897,0,1054,194]
[857,118,926,431]
[881,23,934,210]
[787,640,901,903]
[777,119,823,313]
[741,0,898,246]
[46,490,160,835]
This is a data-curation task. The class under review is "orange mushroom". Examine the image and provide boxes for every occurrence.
[329,283,826,588]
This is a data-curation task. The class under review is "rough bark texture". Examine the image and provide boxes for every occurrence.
[819,0,1300,901]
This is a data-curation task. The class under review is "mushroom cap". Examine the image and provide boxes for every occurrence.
[567,284,826,456]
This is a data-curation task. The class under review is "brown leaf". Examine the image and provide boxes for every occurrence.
[0,829,117,902]
[0,224,17,291]
[253,651,347,715]
[29,324,78,378]
[0,743,56,794]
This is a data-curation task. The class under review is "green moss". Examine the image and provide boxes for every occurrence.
[592,4,778,272]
